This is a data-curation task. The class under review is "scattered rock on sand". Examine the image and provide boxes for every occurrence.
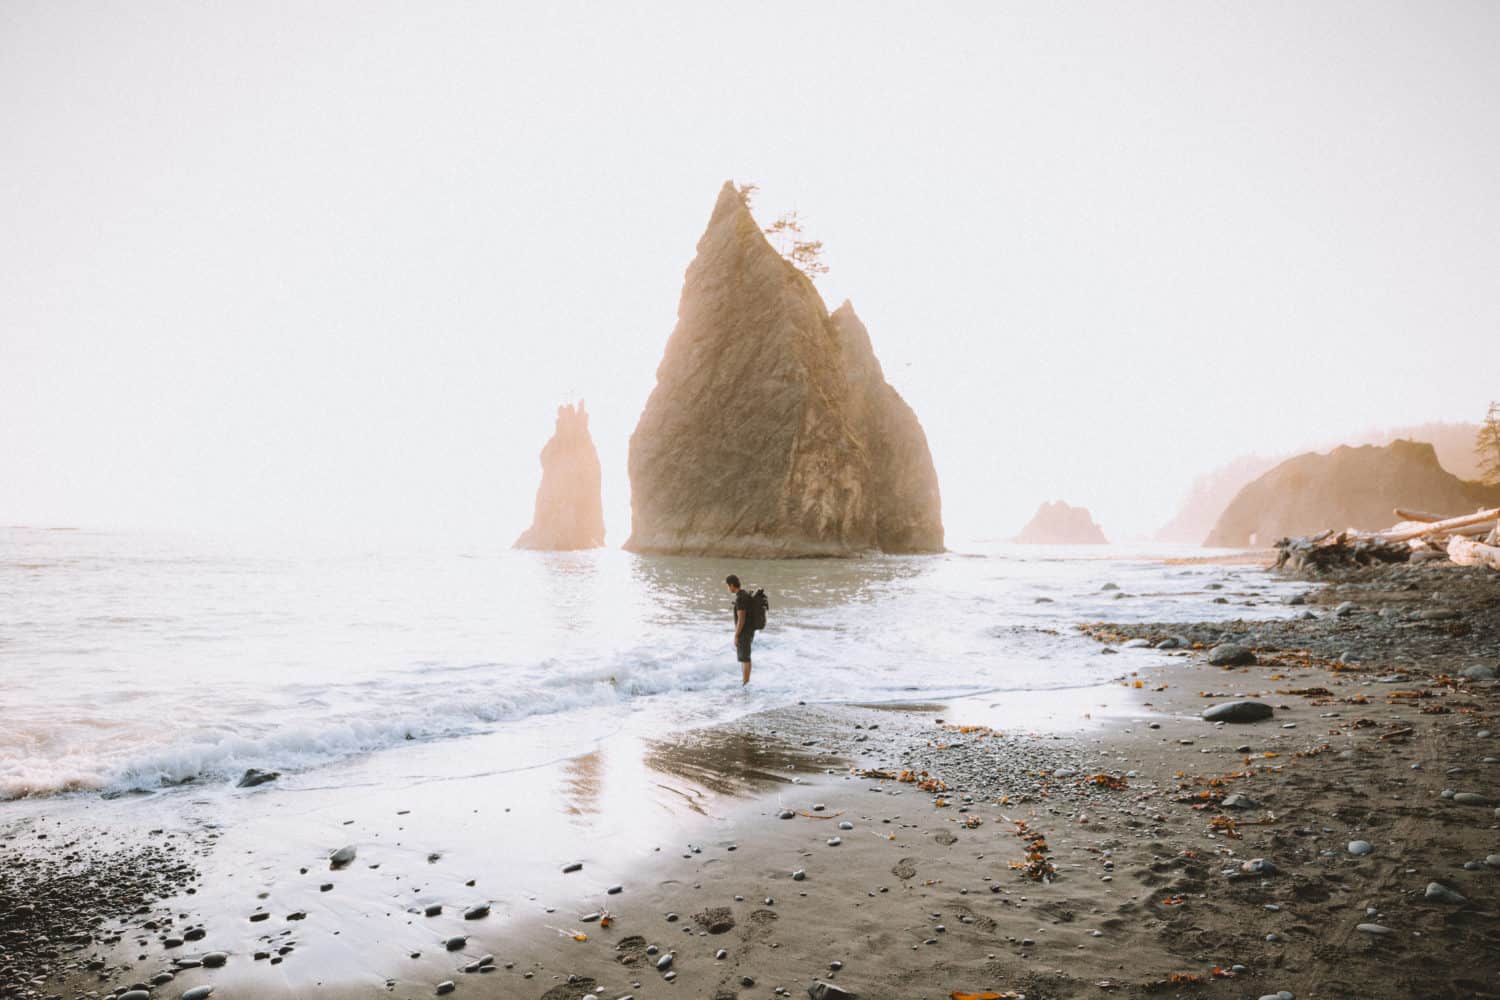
[464,903,490,920]
[1453,792,1490,805]
[808,982,859,1000]
[236,768,279,788]
[1348,840,1373,856]
[1207,643,1256,666]
[182,987,214,1000]
[1203,701,1274,723]
[201,952,227,968]
[1357,923,1392,935]
[1461,664,1497,680]
[329,845,356,867]
[1222,794,1260,809]
[445,935,466,951]
[1425,882,1467,904]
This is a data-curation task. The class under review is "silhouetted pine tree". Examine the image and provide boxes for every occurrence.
[1477,401,1500,484]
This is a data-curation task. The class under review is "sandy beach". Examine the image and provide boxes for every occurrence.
[5,560,1499,1000]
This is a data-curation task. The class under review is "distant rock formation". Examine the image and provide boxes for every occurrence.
[1347,422,1484,481]
[1156,454,1280,545]
[1014,501,1108,545]
[624,182,942,557]
[515,402,605,551]
[1161,422,1483,546]
[1204,440,1500,548]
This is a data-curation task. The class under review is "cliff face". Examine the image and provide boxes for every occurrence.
[1014,500,1108,544]
[1205,440,1500,547]
[514,402,605,551]
[624,182,943,557]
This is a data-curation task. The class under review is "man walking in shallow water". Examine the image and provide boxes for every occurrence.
[726,574,753,686]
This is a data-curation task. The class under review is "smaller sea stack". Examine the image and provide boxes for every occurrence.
[1015,501,1108,544]
[515,401,605,551]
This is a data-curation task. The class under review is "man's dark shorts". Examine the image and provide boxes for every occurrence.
[736,630,754,663]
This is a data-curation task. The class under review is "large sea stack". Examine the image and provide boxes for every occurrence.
[625,182,942,557]
[514,401,605,551]
[1205,440,1500,547]
[1014,500,1108,544]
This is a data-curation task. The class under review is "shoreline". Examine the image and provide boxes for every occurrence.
[6,561,1499,1000]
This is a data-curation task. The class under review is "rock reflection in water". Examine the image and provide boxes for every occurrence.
[560,748,602,817]
[643,728,845,798]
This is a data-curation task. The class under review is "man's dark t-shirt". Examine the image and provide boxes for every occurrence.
[733,589,755,630]
[733,589,756,662]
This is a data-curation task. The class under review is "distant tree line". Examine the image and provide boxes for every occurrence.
[1478,401,1500,485]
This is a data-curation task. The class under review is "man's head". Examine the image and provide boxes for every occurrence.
[725,574,741,593]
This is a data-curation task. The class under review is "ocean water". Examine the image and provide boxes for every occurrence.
[0,526,1303,801]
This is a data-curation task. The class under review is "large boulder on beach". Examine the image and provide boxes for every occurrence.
[515,401,605,551]
[1207,643,1257,667]
[1014,500,1107,544]
[624,182,943,557]
[1202,700,1274,723]
[1205,440,1500,548]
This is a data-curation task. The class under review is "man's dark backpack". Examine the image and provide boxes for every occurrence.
[749,589,770,631]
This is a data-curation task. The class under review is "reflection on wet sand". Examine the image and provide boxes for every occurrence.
[643,727,846,798]
[852,701,945,713]
[560,748,602,816]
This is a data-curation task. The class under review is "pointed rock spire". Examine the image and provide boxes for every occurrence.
[515,401,605,550]
[624,182,942,557]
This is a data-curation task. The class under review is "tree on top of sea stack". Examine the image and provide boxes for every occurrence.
[515,401,605,551]
[762,209,829,281]
[624,180,943,558]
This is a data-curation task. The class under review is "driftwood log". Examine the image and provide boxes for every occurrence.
[1276,531,1410,572]
[1393,507,1448,523]
[1448,535,1500,570]
[1379,507,1500,544]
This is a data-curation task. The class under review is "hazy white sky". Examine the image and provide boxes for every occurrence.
[3,1,1497,544]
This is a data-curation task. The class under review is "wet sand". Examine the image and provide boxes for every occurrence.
[9,563,1500,1000]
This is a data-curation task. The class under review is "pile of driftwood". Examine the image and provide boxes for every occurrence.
[1275,506,1500,572]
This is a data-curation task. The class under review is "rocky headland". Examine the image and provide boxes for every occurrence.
[1206,440,1500,548]
[624,182,942,558]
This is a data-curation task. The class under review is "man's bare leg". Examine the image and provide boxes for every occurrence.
[741,659,752,685]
